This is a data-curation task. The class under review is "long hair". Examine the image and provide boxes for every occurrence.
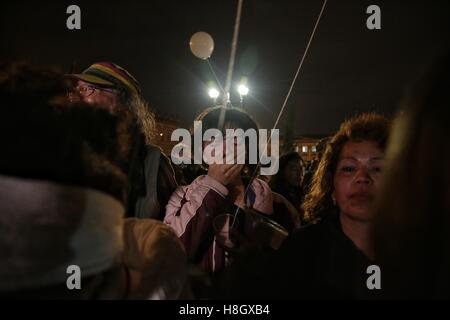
[371,51,450,298]
[117,88,155,145]
[302,113,390,222]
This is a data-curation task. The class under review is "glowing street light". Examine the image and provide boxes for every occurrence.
[237,84,249,96]
[208,87,220,106]
[208,88,220,99]
[237,84,249,108]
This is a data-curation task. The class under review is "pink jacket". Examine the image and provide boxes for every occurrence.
[164,175,299,274]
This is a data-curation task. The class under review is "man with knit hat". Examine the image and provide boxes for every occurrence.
[67,62,178,220]
[68,62,141,112]
[0,61,188,299]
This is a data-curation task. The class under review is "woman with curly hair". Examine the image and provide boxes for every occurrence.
[217,112,391,299]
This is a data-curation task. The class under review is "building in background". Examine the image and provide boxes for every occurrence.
[292,135,329,162]
[153,115,182,156]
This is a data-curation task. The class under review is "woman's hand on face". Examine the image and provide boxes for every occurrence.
[208,163,244,186]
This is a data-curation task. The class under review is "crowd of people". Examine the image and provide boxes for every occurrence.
[0,49,449,299]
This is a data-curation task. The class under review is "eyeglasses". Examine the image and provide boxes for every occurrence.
[68,84,117,98]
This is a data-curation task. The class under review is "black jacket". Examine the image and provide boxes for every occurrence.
[216,214,378,299]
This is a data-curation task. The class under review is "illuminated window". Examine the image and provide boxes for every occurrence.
[302,146,308,153]
[312,145,317,153]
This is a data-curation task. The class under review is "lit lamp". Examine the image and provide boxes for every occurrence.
[237,84,249,108]
[208,87,220,105]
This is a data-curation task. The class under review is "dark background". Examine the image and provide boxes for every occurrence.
[1,0,449,135]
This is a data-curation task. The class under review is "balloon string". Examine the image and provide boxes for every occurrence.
[231,0,328,228]
[207,0,244,159]
[223,0,244,107]
[270,0,328,136]
[206,59,227,98]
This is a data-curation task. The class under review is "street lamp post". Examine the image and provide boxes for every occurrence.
[208,87,220,106]
[237,84,249,109]
[207,84,249,108]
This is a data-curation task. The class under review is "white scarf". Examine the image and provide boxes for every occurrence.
[0,175,124,291]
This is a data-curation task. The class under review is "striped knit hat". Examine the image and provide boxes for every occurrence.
[69,62,141,95]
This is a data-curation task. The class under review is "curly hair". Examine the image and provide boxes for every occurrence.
[302,112,391,222]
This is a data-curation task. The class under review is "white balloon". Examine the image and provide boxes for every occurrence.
[189,32,214,60]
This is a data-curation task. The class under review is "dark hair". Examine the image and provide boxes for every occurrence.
[269,151,304,189]
[0,61,138,297]
[0,61,135,202]
[193,106,260,178]
[371,50,450,298]
[302,112,391,221]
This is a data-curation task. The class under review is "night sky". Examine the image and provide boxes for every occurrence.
[1,0,449,135]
